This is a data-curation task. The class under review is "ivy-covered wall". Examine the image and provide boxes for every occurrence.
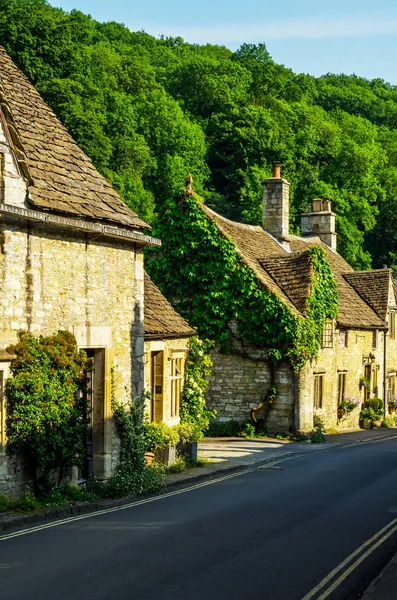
[148,191,338,372]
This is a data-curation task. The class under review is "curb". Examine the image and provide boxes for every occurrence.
[361,553,397,599]
[0,451,303,534]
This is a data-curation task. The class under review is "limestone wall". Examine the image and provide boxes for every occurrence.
[206,348,295,433]
[0,215,145,492]
[301,325,397,431]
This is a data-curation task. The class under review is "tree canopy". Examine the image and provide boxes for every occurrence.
[1,0,397,269]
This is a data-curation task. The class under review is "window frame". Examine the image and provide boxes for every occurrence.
[313,374,324,410]
[170,356,183,418]
[337,371,346,403]
[321,320,334,349]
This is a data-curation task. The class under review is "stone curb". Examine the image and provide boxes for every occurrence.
[361,553,397,599]
[0,451,303,534]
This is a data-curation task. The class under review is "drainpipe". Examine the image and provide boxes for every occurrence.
[383,324,388,413]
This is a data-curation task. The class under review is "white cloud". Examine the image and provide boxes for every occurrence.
[136,11,397,44]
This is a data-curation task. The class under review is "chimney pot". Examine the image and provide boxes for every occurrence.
[272,161,281,179]
[313,199,322,212]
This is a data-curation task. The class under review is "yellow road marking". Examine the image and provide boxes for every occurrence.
[301,518,397,600]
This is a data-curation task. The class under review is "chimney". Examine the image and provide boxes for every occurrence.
[262,162,290,243]
[300,198,337,251]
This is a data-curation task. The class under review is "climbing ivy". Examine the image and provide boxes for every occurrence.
[180,336,215,432]
[147,191,338,370]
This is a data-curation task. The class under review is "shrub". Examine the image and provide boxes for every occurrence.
[313,414,325,431]
[177,421,203,444]
[207,420,243,437]
[363,397,383,414]
[143,421,180,452]
[5,331,89,493]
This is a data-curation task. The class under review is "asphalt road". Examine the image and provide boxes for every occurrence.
[2,437,397,600]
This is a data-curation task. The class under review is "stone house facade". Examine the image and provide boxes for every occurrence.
[0,47,161,494]
[143,272,195,426]
[196,164,397,432]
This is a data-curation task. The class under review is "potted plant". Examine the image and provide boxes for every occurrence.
[176,422,203,463]
[337,397,360,422]
[360,398,384,429]
[359,376,371,389]
[359,406,375,429]
[388,397,397,414]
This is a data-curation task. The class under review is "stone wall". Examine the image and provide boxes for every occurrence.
[206,347,295,433]
[300,324,397,432]
[0,215,145,493]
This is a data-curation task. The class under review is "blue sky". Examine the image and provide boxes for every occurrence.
[52,0,397,84]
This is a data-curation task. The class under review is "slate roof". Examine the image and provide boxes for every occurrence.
[144,272,195,340]
[258,253,313,315]
[0,46,148,230]
[197,201,385,330]
[344,270,390,320]
[200,204,299,314]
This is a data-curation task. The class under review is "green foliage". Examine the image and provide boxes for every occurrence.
[381,416,397,428]
[363,397,384,415]
[110,374,166,495]
[360,407,376,421]
[5,330,89,492]
[313,414,325,432]
[148,193,338,370]
[180,336,215,433]
[207,420,251,437]
[310,429,326,444]
[143,421,180,452]
[240,422,256,439]
[176,421,203,444]
[2,2,397,265]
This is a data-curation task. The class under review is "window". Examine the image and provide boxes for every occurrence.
[373,365,379,396]
[337,372,346,403]
[388,374,396,399]
[321,320,333,348]
[390,312,396,340]
[313,375,324,409]
[364,364,371,402]
[170,357,183,418]
[338,330,347,348]
[372,330,378,349]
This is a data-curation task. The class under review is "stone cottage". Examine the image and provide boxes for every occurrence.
[143,272,195,425]
[205,166,397,432]
[153,166,397,433]
[0,46,161,494]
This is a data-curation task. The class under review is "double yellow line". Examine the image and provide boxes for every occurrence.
[301,517,397,599]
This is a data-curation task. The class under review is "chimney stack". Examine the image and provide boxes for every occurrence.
[301,198,337,251]
[262,162,290,243]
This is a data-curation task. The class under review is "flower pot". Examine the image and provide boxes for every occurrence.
[337,408,345,421]
[144,452,155,466]
[373,419,381,428]
[155,446,176,466]
[362,418,372,430]
[177,441,198,462]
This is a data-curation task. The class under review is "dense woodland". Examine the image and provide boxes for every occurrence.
[2,0,397,270]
